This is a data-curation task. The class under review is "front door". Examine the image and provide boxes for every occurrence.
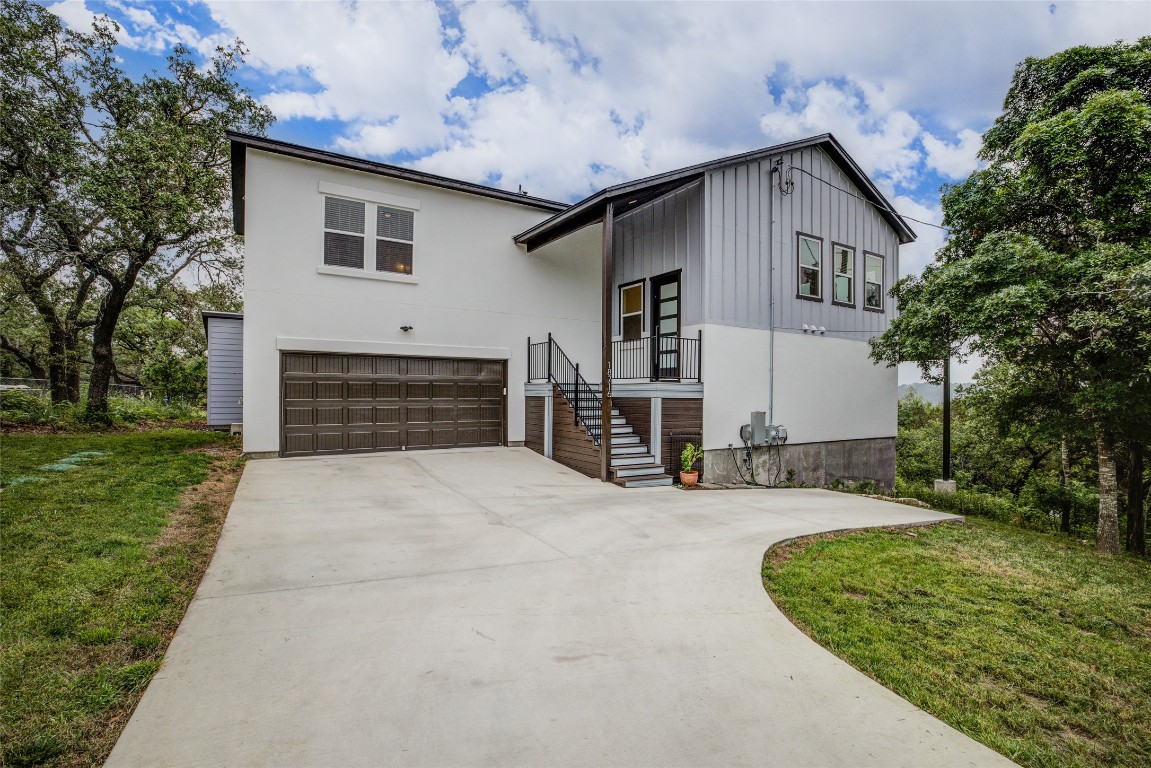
[651,271,681,380]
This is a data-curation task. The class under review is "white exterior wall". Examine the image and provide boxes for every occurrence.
[242,150,601,454]
[700,325,896,450]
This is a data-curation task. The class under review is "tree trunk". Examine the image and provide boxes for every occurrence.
[1095,429,1121,555]
[85,295,124,423]
[85,260,143,422]
[46,325,82,403]
[1127,443,1145,554]
[1060,436,1072,534]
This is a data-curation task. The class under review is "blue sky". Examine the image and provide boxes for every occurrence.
[46,0,1149,380]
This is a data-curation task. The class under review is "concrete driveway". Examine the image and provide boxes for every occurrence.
[107,447,1011,768]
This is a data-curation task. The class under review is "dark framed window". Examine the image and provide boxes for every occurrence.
[832,243,855,306]
[797,232,823,300]
[864,252,884,311]
[620,281,644,340]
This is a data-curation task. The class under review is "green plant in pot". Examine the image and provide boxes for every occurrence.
[680,443,704,487]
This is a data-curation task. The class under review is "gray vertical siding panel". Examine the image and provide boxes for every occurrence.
[612,180,704,335]
[206,316,243,427]
[704,146,901,340]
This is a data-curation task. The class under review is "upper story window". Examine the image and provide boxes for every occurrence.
[322,194,416,276]
[797,233,822,300]
[376,206,414,274]
[832,243,855,306]
[865,252,884,311]
[620,282,644,340]
[323,197,366,269]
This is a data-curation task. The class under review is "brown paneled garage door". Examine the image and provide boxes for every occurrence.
[281,353,505,457]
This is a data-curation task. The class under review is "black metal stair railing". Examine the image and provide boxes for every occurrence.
[528,333,603,444]
[609,332,702,382]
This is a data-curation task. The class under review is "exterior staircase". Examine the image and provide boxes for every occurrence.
[573,396,674,489]
[530,334,674,488]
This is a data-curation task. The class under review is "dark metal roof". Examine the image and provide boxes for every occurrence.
[201,309,244,332]
[514,134,917,251]
[227,132,568,235]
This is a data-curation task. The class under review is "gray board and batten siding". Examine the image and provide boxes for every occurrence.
[202,311,243,428]
[611,180,704,335]
[704,145,901,341]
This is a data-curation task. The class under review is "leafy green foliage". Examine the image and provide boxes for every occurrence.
[1,1,268,417]
[764,520,1151,767]
[0,388,202,428]
[871,39,1151,553]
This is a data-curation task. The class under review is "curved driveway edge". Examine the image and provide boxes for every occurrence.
[107,447,1014,767]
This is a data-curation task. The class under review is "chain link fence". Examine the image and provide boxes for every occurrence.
[0,377,147,398]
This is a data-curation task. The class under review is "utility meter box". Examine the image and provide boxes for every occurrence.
[750,411,767,446]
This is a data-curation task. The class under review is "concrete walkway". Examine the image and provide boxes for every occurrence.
[107,447,1012,767]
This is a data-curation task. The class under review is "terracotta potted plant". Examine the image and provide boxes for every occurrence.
[679,443,704,487]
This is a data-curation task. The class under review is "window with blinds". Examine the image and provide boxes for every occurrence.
[323,197,365,269]
[375,206,414,274]
[832,243,855,306]
[321,196,416,277]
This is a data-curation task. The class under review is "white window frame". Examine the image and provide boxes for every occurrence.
[831,242,855,307]
[322,196,366,270]
[317,183,420,285]
[864,252,885,312]
[796,232,823,301]
[619,281,645,341]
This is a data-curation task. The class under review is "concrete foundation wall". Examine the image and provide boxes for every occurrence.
[703,436,895,490]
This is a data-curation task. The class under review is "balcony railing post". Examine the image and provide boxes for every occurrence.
[547,332,553,383]
[649,334,657,382]
[697,329,703,383]
[574,362,580,425]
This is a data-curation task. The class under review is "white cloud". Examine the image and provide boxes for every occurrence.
[923,128,984,179]
[759,79,924,188]
[48,0,1149,268]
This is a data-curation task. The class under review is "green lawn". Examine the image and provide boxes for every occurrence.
[1,429,243,768]
[763,517,1151,768]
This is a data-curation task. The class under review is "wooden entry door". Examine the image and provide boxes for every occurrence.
[651,271,681,380]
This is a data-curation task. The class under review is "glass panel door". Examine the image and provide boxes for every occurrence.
[651,273,680,380]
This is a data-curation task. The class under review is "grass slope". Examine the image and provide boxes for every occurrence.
[1,430,243,767]
[763,518,1151,767]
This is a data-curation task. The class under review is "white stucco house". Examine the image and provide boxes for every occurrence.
[220,131,914,487]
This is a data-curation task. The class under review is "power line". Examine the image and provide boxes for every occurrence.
[783,164,949,232]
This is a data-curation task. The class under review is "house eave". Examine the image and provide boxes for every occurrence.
[227,132,569,236]
[514,133,917,250]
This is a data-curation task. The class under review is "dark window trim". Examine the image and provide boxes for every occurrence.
[863,251,885,313]
[650,269,683,337]
[618,278,646,340]
[830,241,856,308]
[796,232,824,302]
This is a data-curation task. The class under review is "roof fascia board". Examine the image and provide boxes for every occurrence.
[226,131,567,216]
[514,133,917,248]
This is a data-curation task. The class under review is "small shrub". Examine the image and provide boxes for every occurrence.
[680,443,703,472]
[895,481,1044,527]
[0,388,53,424]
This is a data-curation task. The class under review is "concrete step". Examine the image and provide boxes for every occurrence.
[617,474,674,488]
[611,453,657,467]
[611,463,667,478]
[579,416,626,426]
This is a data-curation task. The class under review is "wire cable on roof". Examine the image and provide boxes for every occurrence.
[782,164,949,232]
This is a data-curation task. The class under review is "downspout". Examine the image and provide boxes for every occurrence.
[768,160,778,425]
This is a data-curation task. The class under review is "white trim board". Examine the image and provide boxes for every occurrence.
[276,337,511,360]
